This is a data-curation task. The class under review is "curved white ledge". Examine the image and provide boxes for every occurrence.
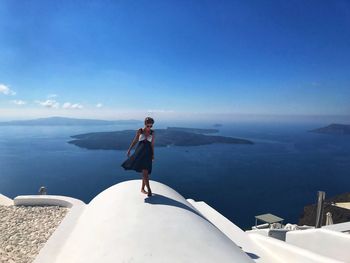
[14,195,85,208]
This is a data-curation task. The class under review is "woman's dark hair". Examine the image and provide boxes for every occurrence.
[144,117,155,125]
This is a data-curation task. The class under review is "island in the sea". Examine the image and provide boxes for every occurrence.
[165,127,219,134]
[0,117,141,126]
[310,123,350,135]
[68,127,254,150]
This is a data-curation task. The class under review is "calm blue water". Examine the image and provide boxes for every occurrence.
[1,122,350,229]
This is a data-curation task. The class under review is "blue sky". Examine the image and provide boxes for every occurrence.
[0,0,349,121]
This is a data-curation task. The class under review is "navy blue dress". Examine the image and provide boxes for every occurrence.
[121,128,154,174]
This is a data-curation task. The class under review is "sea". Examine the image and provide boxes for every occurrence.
[1,121,350,229]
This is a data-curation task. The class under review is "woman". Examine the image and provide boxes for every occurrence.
[121,117,155,197]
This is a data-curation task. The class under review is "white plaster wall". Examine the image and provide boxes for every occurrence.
[250,233,343,263]
[323,221,350,233]
[286,228,350,262]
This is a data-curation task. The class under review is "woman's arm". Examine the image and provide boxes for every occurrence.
[151,131,155,160]
[127,129,141,156]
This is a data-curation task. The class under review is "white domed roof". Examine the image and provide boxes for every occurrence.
[53,180,253,263]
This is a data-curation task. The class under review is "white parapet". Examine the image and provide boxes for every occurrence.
[286,228,350,262]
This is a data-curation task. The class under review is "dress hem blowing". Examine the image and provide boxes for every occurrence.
[121,130,153,174]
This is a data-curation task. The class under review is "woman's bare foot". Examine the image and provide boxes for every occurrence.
[141,189,148,194]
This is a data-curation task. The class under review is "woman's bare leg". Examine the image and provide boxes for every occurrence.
[142,169,152,196]
[141,177,147,194]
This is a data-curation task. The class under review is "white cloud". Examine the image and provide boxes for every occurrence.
[71,103,84,109]
[11,100,26,105]
[96,103,103,108]
[0,84,16,95]
[47,94,58,98]
[35,99,60,108]
[62,102,71,109]
[62,102,83,109]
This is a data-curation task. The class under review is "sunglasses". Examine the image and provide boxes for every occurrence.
[146,125,153,128]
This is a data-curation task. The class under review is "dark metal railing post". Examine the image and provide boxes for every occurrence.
[315,191,325,228]
[38,186,47,195]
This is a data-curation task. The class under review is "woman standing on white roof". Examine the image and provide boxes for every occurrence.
[121,117,155,196]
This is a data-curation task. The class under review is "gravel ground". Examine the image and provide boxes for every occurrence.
[0,205,68,263]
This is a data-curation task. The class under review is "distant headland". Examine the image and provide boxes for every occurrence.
[0,117,142,126]
[299,192,350,226]
[68,127,254,150]
[310,124,350,135]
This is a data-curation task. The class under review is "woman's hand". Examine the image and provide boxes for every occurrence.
[126,129,140,158]
[152,155,154,161]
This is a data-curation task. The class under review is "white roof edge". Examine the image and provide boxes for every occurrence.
[32,195,86,263]
[322,221,350,232]
[0,193,13,206]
